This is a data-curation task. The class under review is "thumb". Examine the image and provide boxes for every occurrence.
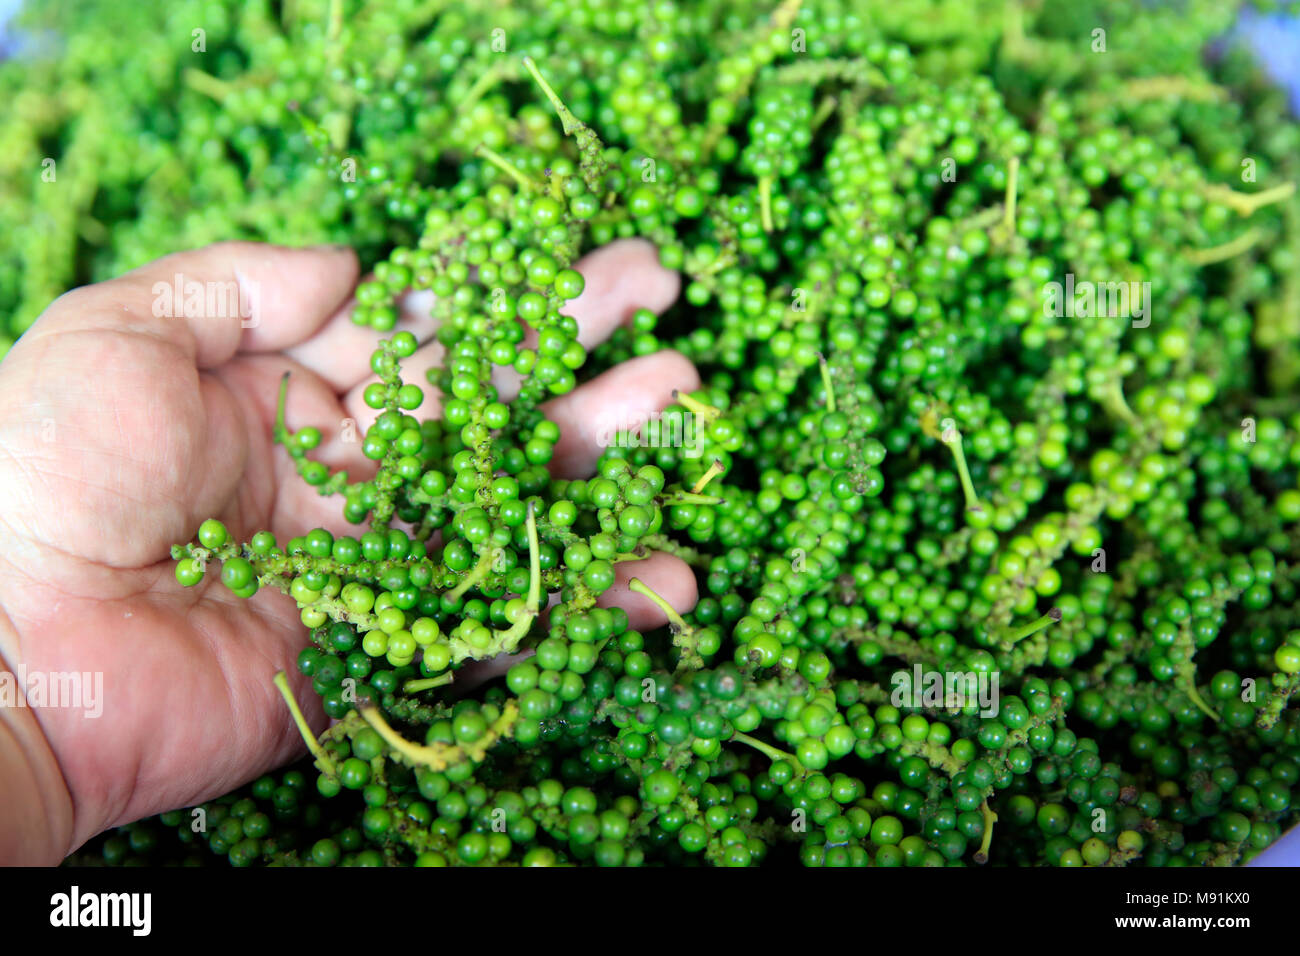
[19,241,359,370]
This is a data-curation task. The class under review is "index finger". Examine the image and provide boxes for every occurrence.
[30,241,360,369]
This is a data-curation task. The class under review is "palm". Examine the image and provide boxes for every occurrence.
[0,239,699,857]
[0,301,347,847]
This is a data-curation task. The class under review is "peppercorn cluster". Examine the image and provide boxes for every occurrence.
[14,0,1300,867]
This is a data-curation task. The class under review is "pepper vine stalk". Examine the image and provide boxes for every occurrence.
[359,701,521,771]
[273,671,337,778]
[758,176,775,233]
[521,55,580,137]
[671,388,722,424]
[474,143,540,193]
[817,351,836,413]
[1001,606,1062,645]
[402,673,456,694]
[1200,180,1296,217]
[730,731,804,776]
[1099,378,1138,427]
[691,459,726,495]
[628,577,689,633]
[446,544,503,601]
[663,490,723,506]
[521,54,608,196]
[461,61,505,113]
[938,419,985,517]
[183,68,234,102]
[972,800,997,864]
[810,94,838,132]
[1186,227,1263,266]
[494,501,543,646]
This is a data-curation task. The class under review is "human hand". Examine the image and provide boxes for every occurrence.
[0,238,699,864]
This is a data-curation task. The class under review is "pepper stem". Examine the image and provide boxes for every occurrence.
[663,491,723,506]
[474,144,540,192]
[691,459,726,495]
[811,95,838,132]
[941,423,983,514]
[325,0,344,68]
[1002,606,1062,644]
[628,578,689,632]
[359,705,450,767]
[1120,75,1226,102]
[1201,181,1296,217]
[1187,228,1263,266]
[462,64,503,112]
[402,673,456,694]
[494,503,542,646]
[973,799,998,864]
[1180,678,1222,723]
[521,56,580,135]
[183,68,234,102]
[817,352,836,413]
[525,501,541,610]
[731,731,803,773]
[447,546,500,601]
[672,388,721,423]
[273,671,337,777]
[1100,379,1137,426]
[758,176,774,233]
[273,371,291,445]
[359,701,518,770]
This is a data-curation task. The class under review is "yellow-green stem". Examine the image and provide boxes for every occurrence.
[1101,379,1137,426]
[525,501,541,610]
[474,144,539,192]
[944,427,983,514]
[403,673,456,694]
[521,56,580,135]
[672,389,721,422]
[273,371,291,444]
[1187,228,1263,266]
[448,545,499,601]
[273,671,337,776]
[326,0,344,67]
[731,731,802,772]
[664,491,723,506]
[973,800,997,864]
[1122,76,1226,102]
[628,577,689,631]
[183,68,234,102]
[1002,607,1062,644]
[811,95,838,132]
[1181,679,1222,723]
[818,352,836,412]
[492,503,542,646]
[360,705,446,766]
[691,459,726,495]
[462,64,504,113]
[1201,181,1295,217]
